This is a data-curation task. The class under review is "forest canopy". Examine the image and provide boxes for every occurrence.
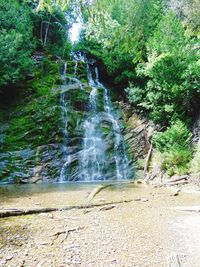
[0,0,199,176]
[81,0,200,124]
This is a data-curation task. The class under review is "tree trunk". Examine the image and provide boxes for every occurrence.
[43,20,50,47]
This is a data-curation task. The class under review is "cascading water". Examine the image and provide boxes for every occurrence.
[60,61,132,182]
[59,2,84,182]
[78,65,131,181]
[60,63,72,182]
[78,66,107,181]
[59,3,132,182]
[95,68,130,180]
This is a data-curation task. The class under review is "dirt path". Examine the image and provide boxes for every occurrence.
[0,183,200,267]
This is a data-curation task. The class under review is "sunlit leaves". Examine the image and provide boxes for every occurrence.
[36,0,71,13]
[86,10,119,48]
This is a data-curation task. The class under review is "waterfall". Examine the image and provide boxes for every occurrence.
[59,62,132,182]
[59,3,132,182]
[60,2,84,183]
[95,67,130,179]
[60,63,72,182]
[78,65,130,181]
[79,66,107,181]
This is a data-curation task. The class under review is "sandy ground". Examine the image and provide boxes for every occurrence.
[0,183,200,267]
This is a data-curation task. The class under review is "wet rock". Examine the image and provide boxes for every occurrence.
[118,102,154,177]
[0,62,136,184]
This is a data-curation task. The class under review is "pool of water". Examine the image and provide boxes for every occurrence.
[0,180,135,198]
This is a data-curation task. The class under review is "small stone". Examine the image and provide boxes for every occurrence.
[141,198,149,202]
[170,191,179,197]
[40,241,49,246]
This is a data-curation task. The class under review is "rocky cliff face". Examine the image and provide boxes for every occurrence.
[193,114,200,146]
[0,59,139,183]
[118,102,154,179]
[0,60,63,183]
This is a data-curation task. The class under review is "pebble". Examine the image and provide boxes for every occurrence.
[141,198,149,202]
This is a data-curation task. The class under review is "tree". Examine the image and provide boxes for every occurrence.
[126,12,200,124]
[0,0,34,88]
[168,0,200,36]
[82,0,164,85]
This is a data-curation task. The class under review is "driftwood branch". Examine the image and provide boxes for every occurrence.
[87,184,112,202]
[99,205,116,211]
[161,175,189,187]
[144,144,153,180]
[0,200,132,218]
[52,226,84,243]
[174,206,200,213]
[87,181,135,202]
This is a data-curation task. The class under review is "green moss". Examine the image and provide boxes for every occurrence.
[1,60,62,152]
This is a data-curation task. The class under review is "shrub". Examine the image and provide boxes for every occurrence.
[153,120,192,152]
[162,147,192,176]
[153,120,193,176]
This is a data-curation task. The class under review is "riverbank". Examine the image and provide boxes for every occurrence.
[0,183,200,266]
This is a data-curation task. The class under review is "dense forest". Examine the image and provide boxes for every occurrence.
[0,0,200,182]
[1,2,200,266]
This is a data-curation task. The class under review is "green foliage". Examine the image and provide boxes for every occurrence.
[162,147,192,176]
[80,0,164,85]
[0,0,73,89]
[81,1,200,126]
[127,12,200,124]
[153,120,192,153]
[0,0,34,88]
[153,120,193,175]
[32,6,72,58]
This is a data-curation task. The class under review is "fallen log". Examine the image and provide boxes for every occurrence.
[159,175,190,187]
[0,207,57,218]
[162,175,189,185]
[0,200,132,218]
[164,180,189,187]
